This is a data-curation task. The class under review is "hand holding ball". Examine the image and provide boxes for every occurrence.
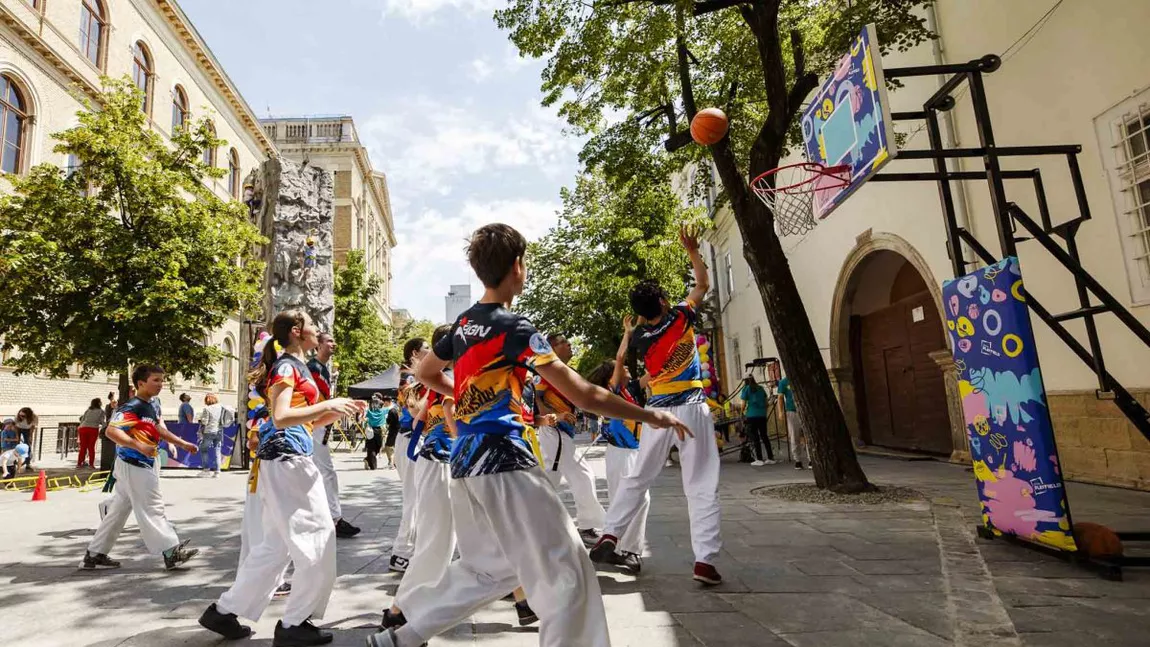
[690,108,729,146]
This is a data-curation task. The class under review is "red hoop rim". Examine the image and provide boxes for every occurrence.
[751,162,851,195]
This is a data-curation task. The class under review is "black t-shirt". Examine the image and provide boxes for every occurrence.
[384,407,400,447]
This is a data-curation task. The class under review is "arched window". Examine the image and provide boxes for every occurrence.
[0,75,29,175]
[79,1,106,68]
[228,148,240,198]
[132,42,153,115]
[221,337,235,391]
[171,85,188,133]
[202,120,216,166]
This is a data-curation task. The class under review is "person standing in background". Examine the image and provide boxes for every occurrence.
[383,396,400,469]
[307,332,361,540]
[14,408,37,468]
[364,393,386,470]
[197,394,226,478]
[78,398,106,469]
[178,394,195,425]
[776,372,811,470]
[739,376,775,467]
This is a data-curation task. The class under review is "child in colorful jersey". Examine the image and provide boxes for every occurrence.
[82,364,201,571]
[533,331,606,546]
[586,315,650,574]
[368,223,691,647]
[591,226,724,586]
[308,332,362,538]
[389,339,428,574]
[201,310,364,647]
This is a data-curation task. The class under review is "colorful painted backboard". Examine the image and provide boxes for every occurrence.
[800,23,897,219]
[942,257,1077,552]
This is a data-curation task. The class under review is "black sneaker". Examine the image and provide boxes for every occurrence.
[379,608,406,630]
[515,600,539,626]
[794,461,803,470]
[619,551,642,575]
[80,551,121,570]
[588,534,619,564]
[335,518,361,539]
[273,582,292,599]
[163,540,199,570]
[578,528,600,548]
[365,628,398,647]
[388,555,409,573]
[274,619,332,647]
[199,603,252,640]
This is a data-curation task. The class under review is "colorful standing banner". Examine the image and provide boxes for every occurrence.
[158,422,241,470]
[942,256,1077,551]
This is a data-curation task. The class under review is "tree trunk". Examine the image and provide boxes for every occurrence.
[100,369,131,470]
[735,196,873,493]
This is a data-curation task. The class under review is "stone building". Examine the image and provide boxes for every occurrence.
[705,0,1150,489]
[260,115,396,325]
[0,0,274,450]
[445,284,471,325]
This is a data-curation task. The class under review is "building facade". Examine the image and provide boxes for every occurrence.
[0,0,274,449]
[707,0,1150,490]
[260,115,396,325]
[445,284,471,324]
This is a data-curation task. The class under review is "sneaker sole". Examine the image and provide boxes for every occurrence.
[166,548,200,570]
[518,613,539,626]
[692,574,722,586]
[79,563,120,570]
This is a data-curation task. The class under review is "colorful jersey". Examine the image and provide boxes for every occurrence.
[111,397,162,467]
[533,374,576,437]
[601,383,642,449]
[257,355,320,459]
[306,358,333,401]
[397,374,420,434]
[631,299,705,407]
[419,370,454,463]
[432,302,559,478]
[521,373,537,425]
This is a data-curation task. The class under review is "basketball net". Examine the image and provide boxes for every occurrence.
[751,162,851,237]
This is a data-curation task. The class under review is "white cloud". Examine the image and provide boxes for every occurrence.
[468,58,494,82]
[391,198,561,321]
[380,0,503,23]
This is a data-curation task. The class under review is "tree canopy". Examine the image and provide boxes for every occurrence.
[0,77,264,385]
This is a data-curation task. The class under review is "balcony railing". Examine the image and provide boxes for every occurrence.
[261,117,357,145]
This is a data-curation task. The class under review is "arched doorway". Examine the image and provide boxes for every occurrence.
[830,234,956,456]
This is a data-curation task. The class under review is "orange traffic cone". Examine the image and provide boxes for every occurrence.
[31,470,47,501]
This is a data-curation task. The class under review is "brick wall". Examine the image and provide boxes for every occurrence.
[334,171,352,200]
[333,204,352,265]
[1050,389,1150,491]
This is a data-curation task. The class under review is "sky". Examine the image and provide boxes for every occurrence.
[181,0,582,323]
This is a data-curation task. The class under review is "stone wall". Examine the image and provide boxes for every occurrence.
[1049,390,1150,490]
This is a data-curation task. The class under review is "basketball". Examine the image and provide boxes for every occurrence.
[1072,522,1123,558]
[690,108,729,146]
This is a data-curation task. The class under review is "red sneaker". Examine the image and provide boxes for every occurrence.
[693,561,722,586]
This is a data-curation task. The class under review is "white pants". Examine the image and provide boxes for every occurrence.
[538,426,605,530]
[312,437,342,521]
[400,469,610,647]
[787,411,810,465]
[217,457,336,626]
[88,460,180,556]
[394,459,454,609]
[603,401,722,564]
[391,433,418,559]
[237,461,288,588]
[604,445,648,556]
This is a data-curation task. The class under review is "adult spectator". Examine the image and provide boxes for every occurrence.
[77,398,106,468]
[103,393,117,429]
[776,373,810,470]
[713,393,734,443]
[739,376,775,466]
[383,395,400,469]
[14,408,37,467]
[197,393,227,478]
[178,393,195,424]
[364,392,386,470]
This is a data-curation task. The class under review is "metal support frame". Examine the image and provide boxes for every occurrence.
[878,55,1150,579]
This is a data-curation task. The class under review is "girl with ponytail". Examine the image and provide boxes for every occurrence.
[201,310,365,645]
[389,336,430,573]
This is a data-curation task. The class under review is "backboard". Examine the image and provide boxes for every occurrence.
[800,23,898,219]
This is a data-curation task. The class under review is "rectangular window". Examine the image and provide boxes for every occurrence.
[1097,90,1150,303]
[731,336,742,379]
[753,326,763,359]
[724,251,735,300]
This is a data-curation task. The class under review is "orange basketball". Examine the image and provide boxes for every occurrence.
[1072,522,1123,558]
[690,108,729,146]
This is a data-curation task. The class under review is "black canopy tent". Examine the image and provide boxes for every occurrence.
[347,364,401,400]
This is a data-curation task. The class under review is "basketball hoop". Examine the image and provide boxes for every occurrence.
[751,162,851,237]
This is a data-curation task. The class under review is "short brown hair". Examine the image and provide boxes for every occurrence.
[205,393,219,405]
[467,223,527,288]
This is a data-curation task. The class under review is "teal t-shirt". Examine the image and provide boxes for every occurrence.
[777,377,796,412]
[740,384,767,418]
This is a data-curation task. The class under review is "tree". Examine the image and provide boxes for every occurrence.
[0,77,264,402]
[333,249,393,393]
[518,170,701,365]
[499,0,933,492]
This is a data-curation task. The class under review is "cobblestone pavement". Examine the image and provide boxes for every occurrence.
[1,444,1148,646]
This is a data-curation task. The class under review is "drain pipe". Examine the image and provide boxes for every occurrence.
[927,2,976,270]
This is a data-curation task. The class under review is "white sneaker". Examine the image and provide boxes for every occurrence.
[750,460,765,467]
[764,459,777,465]
[211,472,220,478]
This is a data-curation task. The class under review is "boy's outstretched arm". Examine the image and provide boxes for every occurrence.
[681,225,710,306]
[417,354,453,397]
[611,316,634,388]
[536,361,692,440]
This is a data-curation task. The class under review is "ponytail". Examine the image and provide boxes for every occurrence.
[247,337,278,401]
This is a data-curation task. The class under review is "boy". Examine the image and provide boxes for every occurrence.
[308,332,362,538]
[368,224,691,647]
[1,442,28,480]
[590,226,724,585]
[82,364,201,571]
[533,332,606,545]
[776,371,811,469]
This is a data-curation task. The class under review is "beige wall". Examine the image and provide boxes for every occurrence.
[0,0,272,442]
[707,0,1150,488]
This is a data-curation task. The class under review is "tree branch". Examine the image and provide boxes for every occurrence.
[675,5,697,120]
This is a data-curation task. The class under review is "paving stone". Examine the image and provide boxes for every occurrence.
[851,591,951,639]
[846,558,940,575]
[777,629,952,647]
[717,593,919,634]
[674,612,790,646]
[854,573,944,593]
